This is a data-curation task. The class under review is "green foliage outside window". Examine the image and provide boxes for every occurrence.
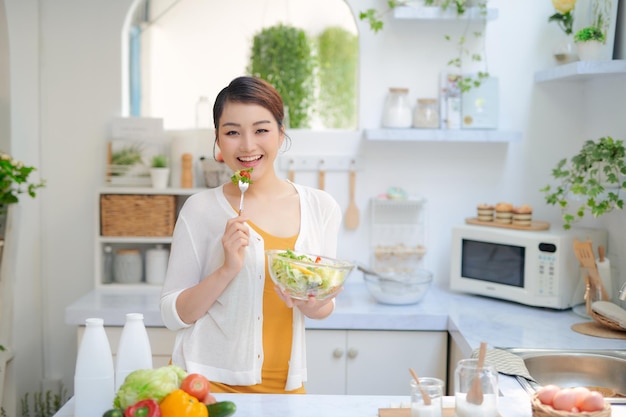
[248,24,316,129]
[316,27,358,129]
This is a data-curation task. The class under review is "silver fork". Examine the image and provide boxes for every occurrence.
[238,180,249,215]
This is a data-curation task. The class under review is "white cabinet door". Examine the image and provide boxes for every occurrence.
[304,330,347,394]
[305,330,448,395]
[346,330,447,395]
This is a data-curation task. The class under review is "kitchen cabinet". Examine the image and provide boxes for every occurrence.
[305,329,447,395]
[95,187,204,290]
[77,325,176,368]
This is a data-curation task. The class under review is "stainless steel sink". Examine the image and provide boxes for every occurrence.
[502,348,626,403]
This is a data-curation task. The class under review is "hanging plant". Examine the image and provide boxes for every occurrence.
[247,24,316,129]
[0,152,45,213]
[359,0,490,93]
[541,136,626,229]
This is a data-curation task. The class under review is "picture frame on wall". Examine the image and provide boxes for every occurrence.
[574,0,620,60]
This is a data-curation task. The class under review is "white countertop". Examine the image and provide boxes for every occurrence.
[65,282,626,355]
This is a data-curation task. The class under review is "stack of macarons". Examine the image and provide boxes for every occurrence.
[494,202,514,224]
[512,204,533,226]
[476,202,533,226]
[476,204,495,222]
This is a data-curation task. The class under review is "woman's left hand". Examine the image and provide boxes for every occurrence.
[274,285,341,319]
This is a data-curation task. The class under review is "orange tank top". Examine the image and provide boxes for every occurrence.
[210,222,305,394]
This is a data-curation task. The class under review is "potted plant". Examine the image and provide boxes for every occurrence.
[573,26,606,61]
[149,154,169,189]
[541,136,626,229]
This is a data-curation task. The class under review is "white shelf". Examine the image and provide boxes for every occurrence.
[534,60,626,83]
[393,6,498,21]
[364,128,521,142]
[98,236,173,244]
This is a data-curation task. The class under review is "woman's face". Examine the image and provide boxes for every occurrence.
[216,101,284,182]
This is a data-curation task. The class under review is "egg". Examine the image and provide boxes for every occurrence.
[537,385,561,406]
[572,386,591,408]
[580,391,605,412]
[553,388,578,412]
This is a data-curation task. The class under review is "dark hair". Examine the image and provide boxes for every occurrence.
[213,76,285,131]
[212,76,290,160]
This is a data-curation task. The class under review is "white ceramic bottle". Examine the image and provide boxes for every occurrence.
[115,313,153,390]
[74,318,115,417]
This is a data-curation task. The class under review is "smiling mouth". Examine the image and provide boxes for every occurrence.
[238,155,262,164]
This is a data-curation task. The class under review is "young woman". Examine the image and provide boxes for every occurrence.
[160,76,342,393]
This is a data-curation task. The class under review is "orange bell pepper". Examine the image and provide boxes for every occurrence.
[159,389,208,417]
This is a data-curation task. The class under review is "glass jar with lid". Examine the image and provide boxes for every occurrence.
[413,98,439,129]
[382,88,412,128]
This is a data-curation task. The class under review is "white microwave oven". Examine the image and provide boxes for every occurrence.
[450,224,608,309]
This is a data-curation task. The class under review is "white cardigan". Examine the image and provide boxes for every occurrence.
[160,182,341,391]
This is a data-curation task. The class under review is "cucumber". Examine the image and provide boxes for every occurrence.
[102,409,124,417]
[207,400,237,417]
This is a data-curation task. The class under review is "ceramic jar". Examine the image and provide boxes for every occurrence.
[114,249,143,284]
[382,88,412,128]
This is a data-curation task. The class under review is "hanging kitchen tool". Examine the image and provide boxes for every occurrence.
[318,159,325,190]
[344,160,360,229]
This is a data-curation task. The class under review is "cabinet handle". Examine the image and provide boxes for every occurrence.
[347,348,358,359]
[332,348,344,358]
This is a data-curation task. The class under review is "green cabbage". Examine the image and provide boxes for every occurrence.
[113,365,187,409]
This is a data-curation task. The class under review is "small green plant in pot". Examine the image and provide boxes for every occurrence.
[541,136,626,229]
[574,26,606,60]
[151,154,168,168]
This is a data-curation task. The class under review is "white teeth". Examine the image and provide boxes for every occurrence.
[239,156,260,162]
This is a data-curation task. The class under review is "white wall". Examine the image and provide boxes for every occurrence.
[3,0,626,403]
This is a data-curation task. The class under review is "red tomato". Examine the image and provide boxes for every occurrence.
[241,170,251,179]
[181,373,210,401]
[315,256,322,263]
[579,391,605,412]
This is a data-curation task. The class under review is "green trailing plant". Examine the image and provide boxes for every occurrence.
[574,26,606,43]
[316,27,358,129]
[0,152,45,213]
[541,136,626,230]
[247,23,316,129]
[359,0,489,93]
[151,154,168,168]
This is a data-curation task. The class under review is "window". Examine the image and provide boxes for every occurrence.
[123,0,358,130]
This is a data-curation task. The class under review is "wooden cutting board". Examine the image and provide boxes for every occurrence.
[379,407,455,417]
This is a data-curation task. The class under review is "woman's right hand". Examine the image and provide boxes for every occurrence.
[221,215,250,277]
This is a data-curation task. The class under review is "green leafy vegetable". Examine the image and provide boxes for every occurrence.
[269,250,346,299]
[113,365,187,409]
[231,168,253,185]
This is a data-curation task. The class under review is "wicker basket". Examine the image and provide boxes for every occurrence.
[100,194,176,237]
[531,394,611,417]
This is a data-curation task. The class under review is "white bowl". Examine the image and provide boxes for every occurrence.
[266,249,354,300]
[363,269,433,305]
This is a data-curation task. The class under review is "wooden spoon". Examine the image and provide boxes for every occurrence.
[466,341,487,405]
[344,163,360,229]
[409,368,432,406]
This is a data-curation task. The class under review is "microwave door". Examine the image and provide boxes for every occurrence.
[461,240,525,288]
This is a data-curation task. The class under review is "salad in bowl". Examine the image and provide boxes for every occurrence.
[266,249,354,300]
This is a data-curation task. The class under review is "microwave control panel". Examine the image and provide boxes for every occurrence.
[536,246,558,296]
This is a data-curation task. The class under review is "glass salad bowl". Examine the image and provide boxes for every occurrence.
[266,249,354,300]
